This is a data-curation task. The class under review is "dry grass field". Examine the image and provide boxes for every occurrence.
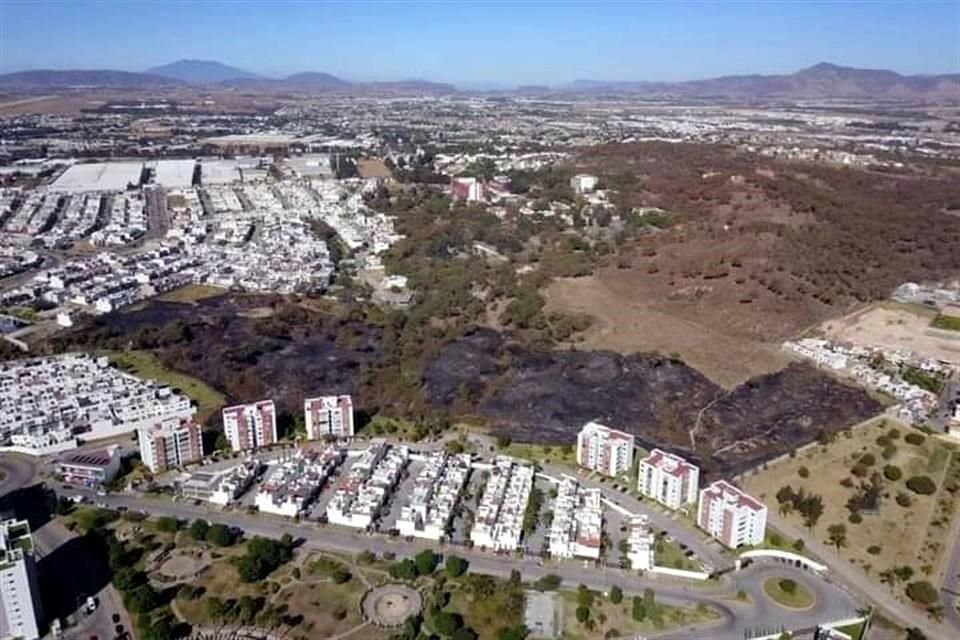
[820,302,960,367]
[743,418,960,605]
[544,274,793,388]
[358,158,392,179]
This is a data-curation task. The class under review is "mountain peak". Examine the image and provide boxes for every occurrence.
[146,59,260,84]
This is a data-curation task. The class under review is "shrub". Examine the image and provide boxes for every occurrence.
[414,549,439,576]
[798,466,810,479]
[859,453,876,467]
[906,476,937,495]
[575,606,590,624]
[155,516,180,533]
[188,519,209,541]
[206,524,235,547]
[883,465,903,481]
[887,428,901,440]
[535,574,562,591]
[779,579,797,594]
[905,581,940,605]
[792,539,805,552]
[840,477,855,488]
[848,512,863,524]
[875,435,891,447]
[609,585,623,604]
[905,433,926,446]
[851,464,868,478]
[867,545,882,555]
[445,555,468,578]
[882,445,898,460]
[896,492,913,507]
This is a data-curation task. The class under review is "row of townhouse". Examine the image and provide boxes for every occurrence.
[326,442,409,529]
[256,445,345,517]
[470,456,534,552]
[180,458,264,505]
[396,452,472,541]
[547,475,603,560]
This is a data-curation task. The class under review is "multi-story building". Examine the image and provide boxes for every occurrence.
[180,459,263,505]
[0,519,43,640]
[222,400,277,452]
[576,421,635,477]
[625,515,654,571]
[304,395,354,439]
[138,417,204,473]
[57,445,122,487]
[256,446,344,517]
[470,456,534,552]
[637,448,700,510]
[326,442,409,529]
[569,173,598,194]
[697,480,767,548]
[450,176,484,202]
[547,475,603,560]
[397,452,472,541]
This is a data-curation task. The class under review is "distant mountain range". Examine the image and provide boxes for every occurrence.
[568,62,960,101]
[1,60,956,100]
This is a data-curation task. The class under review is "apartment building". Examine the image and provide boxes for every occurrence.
[326,442,409,529]
[697,480,767,548]
[222,400,277,452]
[0,519,43,640]
[397,452,472,541]
[547,475,603,560]
[304,395,354,439]
[637,448,700,510]
[570,173,598,194]
[576,421,635,477]
[138,417,204,473]
[470,456,534,552]
[256,446,344,517]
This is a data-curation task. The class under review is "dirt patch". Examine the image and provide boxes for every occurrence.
[358,159,392,179]
[820,303,960,368]
[544,275,792,388]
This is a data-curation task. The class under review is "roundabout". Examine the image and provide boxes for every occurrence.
[361,583,423,627]
[762,577,816,610]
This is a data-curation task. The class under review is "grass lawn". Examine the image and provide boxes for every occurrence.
[762,578,815,610]
[931,314,960,332]
[105,350,225,424]
[503,442,578,467]
[834,621,866,640]
[155,284,226,304]
[559,589,720,639]
[653,534,702,571]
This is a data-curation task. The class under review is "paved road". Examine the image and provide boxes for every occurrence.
[766,511,953,640]
[76,487,862,639]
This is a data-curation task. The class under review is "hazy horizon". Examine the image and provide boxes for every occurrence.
[1,0,958,85]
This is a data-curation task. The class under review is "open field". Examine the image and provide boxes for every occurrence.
[743,418,960,607]
[105,349,225,424]
[358,158,391,179]
[820,302,960,368]
[544,275,793,388]
[558,588,720,639]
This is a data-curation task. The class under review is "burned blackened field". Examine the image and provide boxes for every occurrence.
[56,296,882,474]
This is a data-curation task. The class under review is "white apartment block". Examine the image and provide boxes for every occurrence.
[256,445,344,517]
[0,519,43,640]
[547,475,603,560]
[397,452,472,541]
[576,421,635,477]
[470,456,534,552]
[326,442,409,529]
[625,515,654,571]
[637,448,700,510]
[138,417,204,473]
[570,173,599,194]
[697,480,768,548]
[0,353,194,451]
[304,395,354,439]
[222,400,277,452]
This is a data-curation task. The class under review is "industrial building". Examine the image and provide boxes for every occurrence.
[49,161,144,193]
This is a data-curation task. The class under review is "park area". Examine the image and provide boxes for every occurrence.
[743,418,960,612]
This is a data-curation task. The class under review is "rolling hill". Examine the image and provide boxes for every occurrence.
[146,59,260,84]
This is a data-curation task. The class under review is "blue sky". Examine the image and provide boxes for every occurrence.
[1,1,958,85]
